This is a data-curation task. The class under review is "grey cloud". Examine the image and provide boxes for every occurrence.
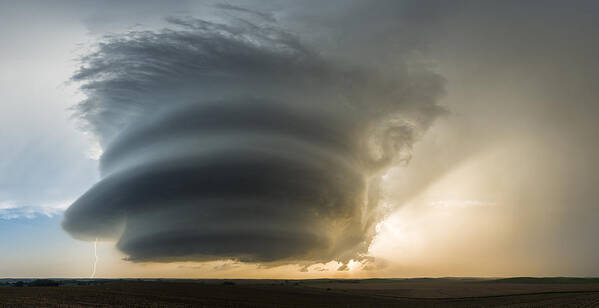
[214,3,277,23]
[62,17,444,265]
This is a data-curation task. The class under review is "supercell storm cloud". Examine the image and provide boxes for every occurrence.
[62,18,445,265]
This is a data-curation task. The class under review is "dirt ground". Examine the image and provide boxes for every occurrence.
[1,279,599,307]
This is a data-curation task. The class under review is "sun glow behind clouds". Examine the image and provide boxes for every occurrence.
[430,199,495,208]
[367,146,520,276]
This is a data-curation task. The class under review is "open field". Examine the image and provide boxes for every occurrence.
[1,278,599,307]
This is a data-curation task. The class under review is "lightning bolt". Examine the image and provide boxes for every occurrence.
[90,238,98,278]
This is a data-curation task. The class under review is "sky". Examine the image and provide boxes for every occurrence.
[1,0,599,278]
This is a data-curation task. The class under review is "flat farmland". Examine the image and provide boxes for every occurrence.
[1,278,599,307]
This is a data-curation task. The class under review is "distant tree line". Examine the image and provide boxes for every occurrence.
[6,279,59,287]
[2,279,113,287]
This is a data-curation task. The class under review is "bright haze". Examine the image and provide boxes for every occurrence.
[1,0,599,278]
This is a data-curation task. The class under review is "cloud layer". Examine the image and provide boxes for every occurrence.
[62,17,444,265]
